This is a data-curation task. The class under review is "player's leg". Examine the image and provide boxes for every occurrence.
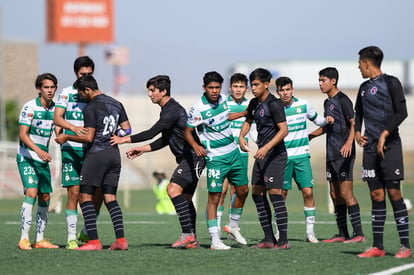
[217,178,229,233]
[340,179,364,243]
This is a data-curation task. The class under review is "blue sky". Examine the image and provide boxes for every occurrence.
[1,0,414,94]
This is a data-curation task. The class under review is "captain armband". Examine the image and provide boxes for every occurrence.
[117,128,132,137]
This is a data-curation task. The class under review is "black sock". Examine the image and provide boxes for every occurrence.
[348,204,363,236]
[391,199,410,248]
[188,200,197,234]
[335,204,349,238]
[372,200,386,250]
[105,200,124,239]
[269,194,288,244]
[171,195,192,234]
[80,201,98,240]
[252,194,274,242]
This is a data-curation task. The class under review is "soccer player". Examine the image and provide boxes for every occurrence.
[17,73,59,250]
[53,56,103,249]
[55,75,131,250]
[217,73,250,245]
[355,46,411,258]
[309,67,364,243]
[275,76,331,243]
[111,75,205,249]
[239,68,289,249]
[185,71,249,250]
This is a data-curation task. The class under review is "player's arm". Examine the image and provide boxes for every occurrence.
[340,118,355,158]
[55,127,95,144]
[184,126,206,157]
[53,106,87,136]
[19,125,52,162]
[228,109,247,121]
[255,120,288,160]
[238,119,252,152]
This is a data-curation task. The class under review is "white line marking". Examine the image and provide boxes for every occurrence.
[368,263,414,275]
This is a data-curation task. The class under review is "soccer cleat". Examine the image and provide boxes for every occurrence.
[271,242,290,250]
[395,245,411,258]
[18,238,32,250]
[306,232,319,243]
[322,234,346,243]
[185,241,200,249]
[77,231,90,242]
[210,240,231,250]
[343,235,366,243]
[75,240,103,251]
[108,238,128,250]
[250,240,275,249]
[33,239,59,249]
[224,225,247,245]
[357,247,385,258]
[171,233,196,248]
[66,239,79,250]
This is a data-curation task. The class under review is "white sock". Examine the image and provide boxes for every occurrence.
[305,206,316,234]
[20,202,33,240]
[35,206,48,242]
[66,214,78,241]
[208,226,220,243]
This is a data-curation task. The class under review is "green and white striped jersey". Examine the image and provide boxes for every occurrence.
[284,97,326,159]
[226,95,249,156]
[55,86,87,150]
[187,94,238,161]
[17,97,55,163]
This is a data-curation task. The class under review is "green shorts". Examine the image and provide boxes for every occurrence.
[283,156,314,190]
[61,148,86,187]
[206,150,248,193]
[17,158,52,194]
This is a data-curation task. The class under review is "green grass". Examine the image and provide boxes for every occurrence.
[1,183,414,275]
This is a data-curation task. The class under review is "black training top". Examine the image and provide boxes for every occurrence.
[323,91,355,161]
[246,93,286,154]
[83,94,129,153]
[129,97,199,163]
[354,74,407,153]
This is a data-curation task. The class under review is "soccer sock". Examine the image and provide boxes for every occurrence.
[334,204,349,238]
[65,209,78,241]
[171,195,192,234]
[207,219,220,243]
[188,200,197,234]
[82,210,99,235]
[269,194,288,243]
[217,205,224,228]
[229,207,243,229]
[20,196,35,240]
[80,201,98,240]
[35,201,49,242]
[372,200,386,250]
[106,200,125,239]
[304,206,316,234]
[391,198,410,248]
[252,194,274,242]
[348,204,363,236]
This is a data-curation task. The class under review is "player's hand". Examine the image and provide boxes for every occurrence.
[193,144,206,157]
[254,146,268,160]
[36,150,52,162]
[110,134,128,145]
[377,134,387,158]
[55,134,67,145]
[356,135,368,148]
[326,116,334,124]
[72,126,88,136]
[239,138,249,152]
[126,148,144,160]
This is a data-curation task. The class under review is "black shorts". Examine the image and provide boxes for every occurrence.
[170,156,205,195]
[251,150,287,190]
[362,140,404,182]
[326,157,354,182]
[80,147,121,189]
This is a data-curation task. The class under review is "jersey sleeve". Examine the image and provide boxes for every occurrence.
[269,99,286,124]
[18,102,34,127]
[55,89,68,109]
[82,104,97,129]
[118,102,129,124]
[186,105,202,128]
[386,76,408,132]
[339,94,355,122]
[306,101,327,127]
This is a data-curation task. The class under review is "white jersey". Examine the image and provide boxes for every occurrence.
[284,97,326,159]
[17,97,55,163]
[226,95,249,156]
[187,94,238,161]
[55,86,87,150]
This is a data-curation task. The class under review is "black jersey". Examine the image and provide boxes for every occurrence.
[130,98,200,163]
[246,93,286,154]
[83,94,129,153]
[355,74,407,153]
[323,91,355,161]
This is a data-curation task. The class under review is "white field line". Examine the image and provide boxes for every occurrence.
[368,263,414,275]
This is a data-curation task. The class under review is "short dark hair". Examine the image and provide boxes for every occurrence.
[249,68,272,83]
[203,71,224,86]
[358,46,384,68]
[73,56,95,75]
[275,76,293,90]
[146,75,171,96]
[230,73,248,85]
[319,67,339,86]
[35,73,58,89]
[73,75,99,92]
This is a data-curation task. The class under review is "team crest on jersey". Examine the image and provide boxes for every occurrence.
[260,109,264,117]
[296,107,302,114]
[329,104,334,111]
[370,86,378,95]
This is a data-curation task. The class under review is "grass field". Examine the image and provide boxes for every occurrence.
[0,183,413,275]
